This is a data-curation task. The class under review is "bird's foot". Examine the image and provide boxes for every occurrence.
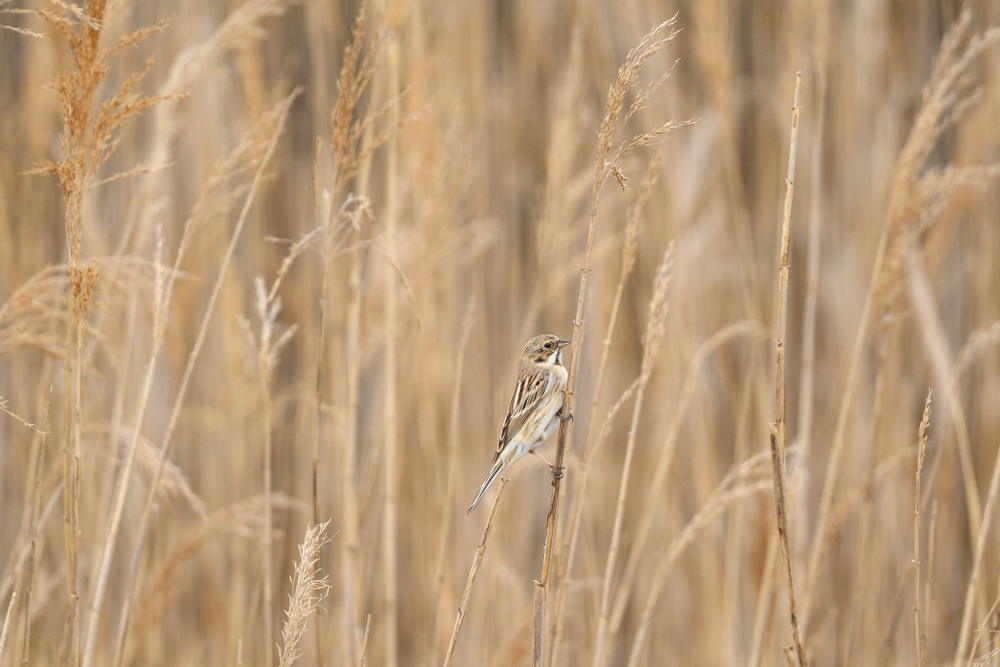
[531,449,555,468]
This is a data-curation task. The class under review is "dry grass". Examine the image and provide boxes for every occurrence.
[2,1,1000,666]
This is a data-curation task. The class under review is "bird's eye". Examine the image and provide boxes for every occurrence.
[544,342,552,349]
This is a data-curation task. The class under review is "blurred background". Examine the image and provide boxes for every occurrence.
[1,0,999,665]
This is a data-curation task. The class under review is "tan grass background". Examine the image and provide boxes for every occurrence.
[1,0,1000,665]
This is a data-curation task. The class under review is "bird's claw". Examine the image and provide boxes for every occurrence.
[550,466,565,480]
[560,411,574,423]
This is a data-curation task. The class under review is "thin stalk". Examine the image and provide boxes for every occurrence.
[22,401,47,667]
[339,175,362,667]
[60,276,78,666]
[311,187,339,667]
[914,391,931,667]
[769,72,806,667]
[358,614,372,667]
[382,23,402,667]
[442,476,509,667]
[260,351,274,661]
[0,592,14,658]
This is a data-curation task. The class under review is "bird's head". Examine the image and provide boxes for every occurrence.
[522,334,570,367]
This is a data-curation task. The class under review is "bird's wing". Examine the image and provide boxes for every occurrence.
[493,368,553,461]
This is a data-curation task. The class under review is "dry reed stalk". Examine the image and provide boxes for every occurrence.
[804,15,1000,628]
[340,218,364,667]
[382,11,403,664]
[548,152,659,667]
[21,389,49,667]
[30,1,169,659]
[93,93,299,667]
[926,499,938,655]
[768,72,806,667]
[431,300,476,654]
[442,475,510,667]
[914,390,932,667]
[358,614,373,666]
[279,521,333,667]
[312,189,334,663]
[607,320,771,636]
[533,19,690,663]
[592,243,674,667]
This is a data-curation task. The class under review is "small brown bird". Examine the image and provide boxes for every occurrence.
[467,334,570,513]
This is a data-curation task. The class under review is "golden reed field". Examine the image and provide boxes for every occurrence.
[1,0,999,665]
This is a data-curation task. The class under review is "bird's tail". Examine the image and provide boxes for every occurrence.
[467,458,505,514]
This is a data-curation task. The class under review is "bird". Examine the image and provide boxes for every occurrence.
[467,334,571,513]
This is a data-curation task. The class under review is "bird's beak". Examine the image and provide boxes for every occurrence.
[557,339,571,348]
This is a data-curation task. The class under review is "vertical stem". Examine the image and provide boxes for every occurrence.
[260,357,274,662]
[340,204,362,667]
[770,73,807,666]
[314,246,337,667]
[61,283,78,666]
[914,391,931,667]
[548,275,627,667]
[549,147,657,660]
[531,189,595,663]
[382,20,402,667]
[22,397,47,667]
[0,593,15,658]
[315,257,328,532]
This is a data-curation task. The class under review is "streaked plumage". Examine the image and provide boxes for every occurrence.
[467,334,570,513]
